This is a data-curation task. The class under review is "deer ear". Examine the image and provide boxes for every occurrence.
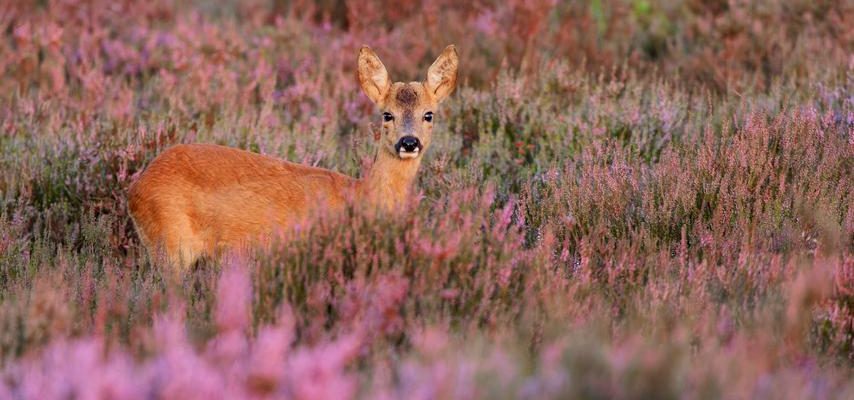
[426,45,459,103]
[357,46,391,105]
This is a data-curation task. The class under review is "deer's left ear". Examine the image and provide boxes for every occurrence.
[426,45,458,103]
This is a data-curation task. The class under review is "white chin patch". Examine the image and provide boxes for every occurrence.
[398,150,420,159]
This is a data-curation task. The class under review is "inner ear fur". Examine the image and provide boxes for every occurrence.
[357,46,391,105]
[426,44,459,103]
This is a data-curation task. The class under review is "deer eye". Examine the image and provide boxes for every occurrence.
[383,112,394,122]
[424,112,433,122]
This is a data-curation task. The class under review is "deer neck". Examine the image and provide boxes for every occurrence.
[359,148,423,210]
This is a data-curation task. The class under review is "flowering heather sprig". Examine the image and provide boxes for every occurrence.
[2,265,366,400]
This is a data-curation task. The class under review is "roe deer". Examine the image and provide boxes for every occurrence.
[128,45,459,270]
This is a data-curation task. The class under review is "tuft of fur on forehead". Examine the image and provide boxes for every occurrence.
[394,85,419,107]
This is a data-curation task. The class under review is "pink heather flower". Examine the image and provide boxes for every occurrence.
[366,273,409,335]
[7,338,145,400]
[285,334,362,400]
[12,22,32,47]
[155,343,226,400]
[246,304,296,395]
[206,330,248,370]
[411,327,449,356]
[397,357,477,400]
[245,327,290,395]
[474,11,499,36]
[494,199,515,236]
[498,265,514,288]
[215,258,252,333]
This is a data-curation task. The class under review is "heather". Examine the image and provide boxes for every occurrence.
[0,0,852,399]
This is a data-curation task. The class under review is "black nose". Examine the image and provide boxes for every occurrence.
[396,136,421,153]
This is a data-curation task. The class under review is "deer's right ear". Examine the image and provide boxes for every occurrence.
[357,46,391,105]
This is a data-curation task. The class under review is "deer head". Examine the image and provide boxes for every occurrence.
[357,45,459,160]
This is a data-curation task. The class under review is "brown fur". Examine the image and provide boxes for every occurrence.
[395,86,418,106]
[128,45,458,271]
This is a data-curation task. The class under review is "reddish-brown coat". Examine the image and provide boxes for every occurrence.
[128,144,354,266]
[128,45,458,270]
